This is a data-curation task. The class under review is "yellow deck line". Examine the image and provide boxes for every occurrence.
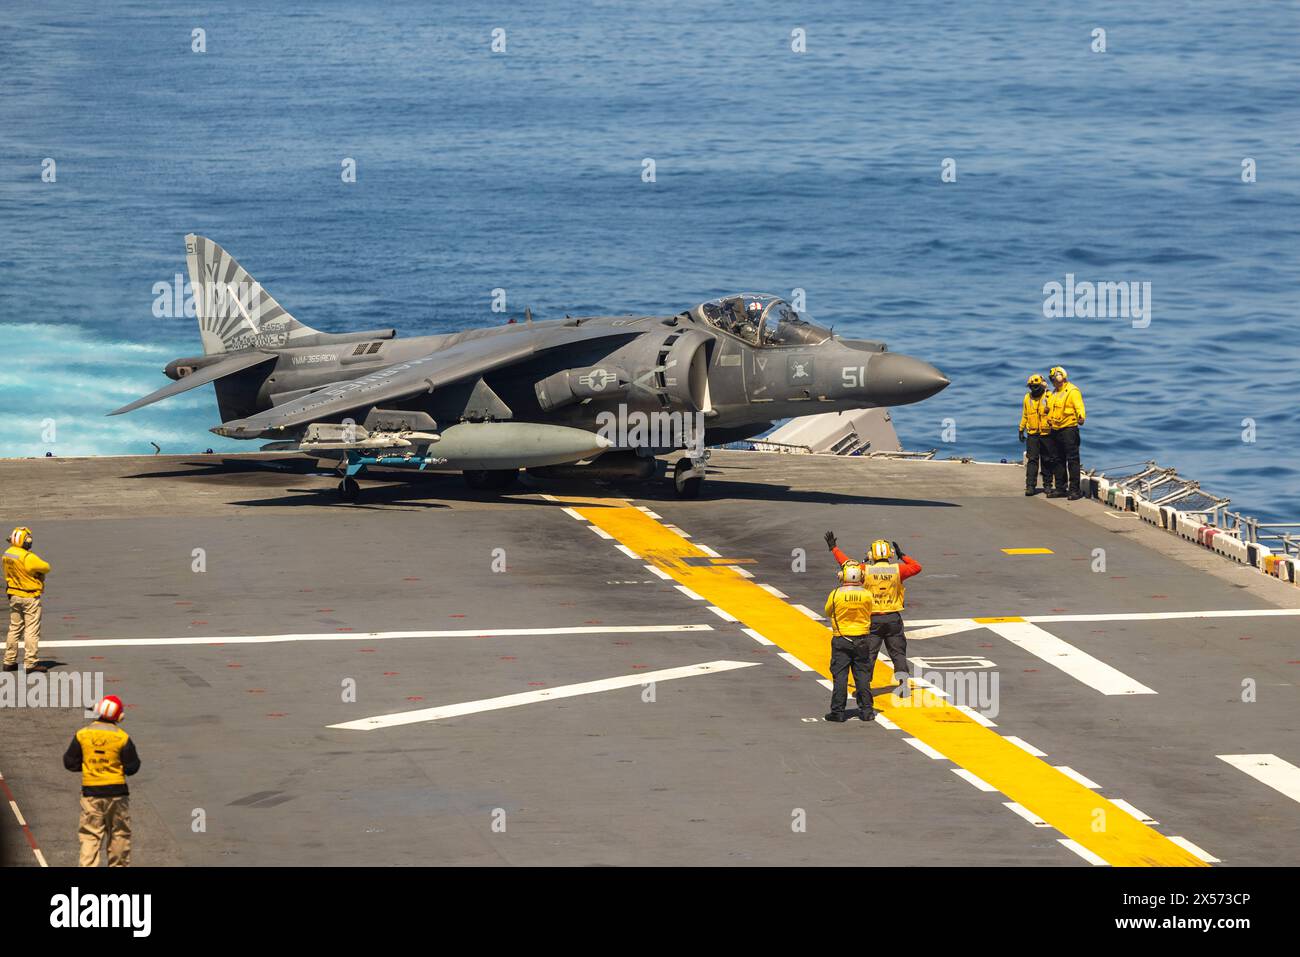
[558,494,1205,867]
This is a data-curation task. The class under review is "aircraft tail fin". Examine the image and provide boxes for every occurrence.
[185,234,323,355]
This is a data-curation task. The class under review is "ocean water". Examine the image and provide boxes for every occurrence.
[2,2,1297,520]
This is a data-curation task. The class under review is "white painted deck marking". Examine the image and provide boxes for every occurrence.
[707,606,738,623]
[43,624,716,649]
[587,524,614,540]
[1058,839,1109,866]
[695,544,721,558]
[757,583,788,598]
[1110,799,1157,825]
[741,627,774,646]
[674,584,705,601]
[1168,836,1220,864]
[983,620,1156,696]
[1004,802,1051,827]
[725,565,755,578]
[1053,766,1101,789]
[643,564,672,580]
[952,768,997,792]
[329,660,759,730]
[955,704,996,727]
[1003,736,1048,757]
[1218,754,1300,805]
[1027,608,1300,624]
[613,544,641,560]
[904,738,946,760]
[792,604,825,621]
[778,652,813,672]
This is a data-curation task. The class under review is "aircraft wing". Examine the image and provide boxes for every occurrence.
[108,350,277,416]
[212,323,638,438]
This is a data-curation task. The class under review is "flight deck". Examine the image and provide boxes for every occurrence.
[1,451,1297,867]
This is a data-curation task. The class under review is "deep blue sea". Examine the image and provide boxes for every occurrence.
[2,2,1297,520]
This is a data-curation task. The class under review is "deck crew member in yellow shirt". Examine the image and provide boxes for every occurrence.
[1019,373,1056,496]
[63,694,142,866]
[1047,366,1087,500]
[3,526,51,673]
[823,561,877,722]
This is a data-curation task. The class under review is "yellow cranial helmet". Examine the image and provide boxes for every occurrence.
[838,561,864,584]
[869,539,892,562]
[9,527,32,548]
[1049,366,1067,381]
[1027,373,1045,387]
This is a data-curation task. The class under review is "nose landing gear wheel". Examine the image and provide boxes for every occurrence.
[338,477,360,502]
[673,458,704,499]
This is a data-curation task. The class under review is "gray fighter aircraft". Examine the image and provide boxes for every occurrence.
[111,235,949,500]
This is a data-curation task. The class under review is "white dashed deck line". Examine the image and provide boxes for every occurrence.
[329,660,761,730]
[741,627,775,646]
[707,606,738,623]
[1167,836,1220,864]
[911,676,951,699]
[643,564,672,580]
[726,565,754,578]
[792,604,825,621]
[1110,799,1158,825]
[816,678,833,690]
[1003,802,1051,828]
[903,738,946,760]
[614,544,641,560]
[955,705,996,727]
[757,583,788,598]
[674,584,705,601]
[778,652,813,672]
[663,525,691,538]
[952,768,997,792]
[1217,754,1300,806]
[1053,766,1101,789]
[1058,839,1109,866]
[695,544,721,558]
[1003,736,1048,757]
[587,523,614,539]
[560,507,585,521]
[874,714,900,730]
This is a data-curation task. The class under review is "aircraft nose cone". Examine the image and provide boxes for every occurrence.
[868,352,950,405]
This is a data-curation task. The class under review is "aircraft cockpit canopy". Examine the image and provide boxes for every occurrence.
[694,295,831,347]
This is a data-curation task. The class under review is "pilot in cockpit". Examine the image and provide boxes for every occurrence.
[731,299,763,344]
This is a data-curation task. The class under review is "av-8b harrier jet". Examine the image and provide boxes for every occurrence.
[111,235,949,501]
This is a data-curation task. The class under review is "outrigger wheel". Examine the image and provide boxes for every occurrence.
[673,457,705,499]
[338,477,361,503]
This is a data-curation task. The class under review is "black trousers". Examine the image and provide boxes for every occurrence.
[864,611,910,679]
[1025,433,1055,491]
[829,635,874,715]
[1052,426,1081,494]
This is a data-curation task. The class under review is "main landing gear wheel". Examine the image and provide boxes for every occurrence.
[673,458,704,499]
[337,477,361,503]
[463,469,520,491]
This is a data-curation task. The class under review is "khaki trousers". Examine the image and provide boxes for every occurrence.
[5,594,41,669]
[78,795,131,867]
